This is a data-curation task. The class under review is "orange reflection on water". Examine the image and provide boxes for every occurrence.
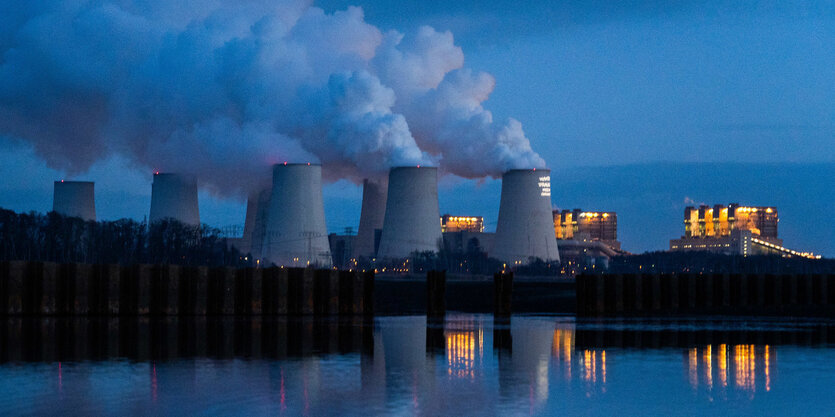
[601,351,606,385]
[764,345,771,392]
[583,350,594,382]
[704,345,713,390]
[734,345,755,392]
[552,328,574,379]
[446,328,483,379]
[580,349,607,387]
[687,344,774,395]
[718,344,728,388]
[689,348,698,388]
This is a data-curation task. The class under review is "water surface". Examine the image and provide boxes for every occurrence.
[1,315,834,415]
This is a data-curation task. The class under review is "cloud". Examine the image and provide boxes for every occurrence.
[0,1,544,196]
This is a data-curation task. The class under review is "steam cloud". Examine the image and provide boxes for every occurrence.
[0,1,545,195]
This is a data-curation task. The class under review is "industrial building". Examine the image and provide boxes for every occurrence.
[441,215,484,233]
[262,163,332,267]
[149,173,200,225]
[551,209,621,274]
[377,167,443,259]
[440,215,488,255]
[442,231,493,254]
[671,204,820,259]
[492,169,560,265]
[556,239,617,275]
[329,232,356,268]
[681,204,780,244]
[53,180,96,221]
[553,209,620,250]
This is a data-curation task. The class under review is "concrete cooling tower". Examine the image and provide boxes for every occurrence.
[377,166,442,259]
[352,178,387,260]
[53,180,96,221]
[262,164,332,267]
[241,188,270,259]
[149,173,200,225]
[492,169,560,265]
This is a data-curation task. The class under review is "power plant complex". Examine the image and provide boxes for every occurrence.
[226,165,564,268]
[48,166,824,271]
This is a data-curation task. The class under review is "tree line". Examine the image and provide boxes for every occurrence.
[0,208,248,267]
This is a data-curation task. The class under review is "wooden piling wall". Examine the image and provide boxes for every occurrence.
[0,261,374,316]
[577,273,835,317]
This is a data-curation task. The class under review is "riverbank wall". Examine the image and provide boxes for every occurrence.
[577,273,835,317]
[0,261,373,316]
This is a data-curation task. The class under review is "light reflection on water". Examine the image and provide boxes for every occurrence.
[684,343,774,397]
[1,315,835,415]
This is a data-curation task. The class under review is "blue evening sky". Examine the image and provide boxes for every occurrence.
[0,1,832,256]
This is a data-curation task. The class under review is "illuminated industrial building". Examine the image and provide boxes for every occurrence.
[553,209,620,250]
[671,204,820,259]
[441,215,484,233]
[441,215,488,255]
[551,209,621,274]
[682,204,780,244]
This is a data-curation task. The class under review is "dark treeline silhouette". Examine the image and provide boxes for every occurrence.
[608,251,834,275]
[0,208,248,267]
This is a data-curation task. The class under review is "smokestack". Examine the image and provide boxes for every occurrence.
[52,180,96,221]
[377,166,442,259]
[149,173,200,225]
[262,164,331,267]
[352,178,387,259]
[492,169,560,265]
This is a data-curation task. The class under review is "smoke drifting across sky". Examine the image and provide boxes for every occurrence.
[0,0,544,195]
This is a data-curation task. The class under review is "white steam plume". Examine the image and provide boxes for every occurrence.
[0,1,545,196]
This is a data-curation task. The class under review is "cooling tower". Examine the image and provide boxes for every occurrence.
[352,178,387,259]
[241,188,270,259]
[53,180,96,221]
[262,164,331,267]
[149,173,200,225]
[377,167,442,259]
[492,169,560,265]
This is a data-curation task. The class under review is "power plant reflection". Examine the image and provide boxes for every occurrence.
[5,315,834,415]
